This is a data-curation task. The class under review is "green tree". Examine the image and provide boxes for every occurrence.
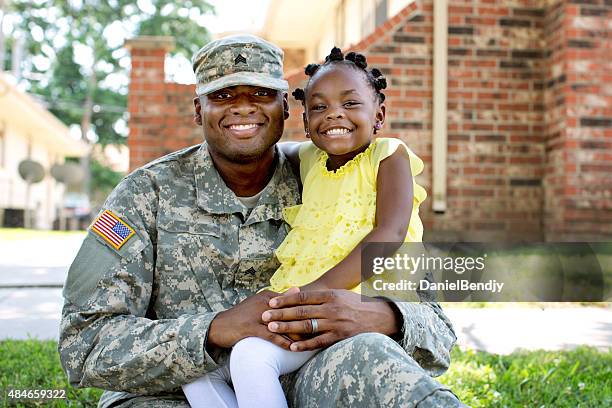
[90,157,124,206]
[7,0,214,145]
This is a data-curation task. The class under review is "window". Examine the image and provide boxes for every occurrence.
[375,0,388,28]
[335,0,346,48]
[361,0,374,38]
[0,122,5,169]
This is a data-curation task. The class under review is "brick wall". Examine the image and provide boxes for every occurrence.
[126,37,201,169]
[286,1,549,241]
[561,0,612,239]
[126,0,611,241]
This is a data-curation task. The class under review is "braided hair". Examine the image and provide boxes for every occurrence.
[292,47,387,105]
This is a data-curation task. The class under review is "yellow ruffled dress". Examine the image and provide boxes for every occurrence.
[269,138,427,293]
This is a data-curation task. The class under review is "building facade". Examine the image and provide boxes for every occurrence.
[0,74,87,229]
[126,0,611,241]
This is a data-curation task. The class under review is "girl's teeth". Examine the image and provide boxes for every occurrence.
[326,128,349,135]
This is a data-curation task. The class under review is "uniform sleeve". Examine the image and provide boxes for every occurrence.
[58,172,223,394]
[390,300,457,377]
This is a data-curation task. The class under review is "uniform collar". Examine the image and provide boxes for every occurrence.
[194,143,300,221]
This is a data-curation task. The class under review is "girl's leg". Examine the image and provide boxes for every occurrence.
[182,364,238,408]
[230,336,318,408]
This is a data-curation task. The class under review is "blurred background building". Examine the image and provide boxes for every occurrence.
[126,0,610,242]
[262,0,414,71]
[0,73,87,229]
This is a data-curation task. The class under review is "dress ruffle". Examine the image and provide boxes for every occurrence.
[316,142,377,178]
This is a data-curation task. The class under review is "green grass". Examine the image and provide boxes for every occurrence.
[1,340,610,407]
[439,346,612,407]
[0,340,102,407]
[0,228,85,241]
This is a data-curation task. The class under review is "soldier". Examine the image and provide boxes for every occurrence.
[59,34,464,407]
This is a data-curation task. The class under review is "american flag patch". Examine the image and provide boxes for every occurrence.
[91,210,135,250]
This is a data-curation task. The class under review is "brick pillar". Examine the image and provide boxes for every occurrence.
[125,36,175,170]
[543,0,568,240]
[543,1,612,240]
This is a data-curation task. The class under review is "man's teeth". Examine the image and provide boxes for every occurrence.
[230,124,258,130]
[325,128,350,135]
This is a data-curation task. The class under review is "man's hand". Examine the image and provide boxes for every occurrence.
[261,288,401,351]
[207,288,300,351]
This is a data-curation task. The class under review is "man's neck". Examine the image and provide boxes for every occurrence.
[209,148,277,197]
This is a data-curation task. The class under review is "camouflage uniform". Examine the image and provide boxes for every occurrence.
[59,143,461,407]
[59,34,464,407]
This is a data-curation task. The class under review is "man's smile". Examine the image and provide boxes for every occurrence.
[224,122,264,138]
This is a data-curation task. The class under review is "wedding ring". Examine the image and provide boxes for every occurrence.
[310,318,319,334]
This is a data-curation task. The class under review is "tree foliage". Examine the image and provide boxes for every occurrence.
[5,0,213,145]
[90,157,124,206]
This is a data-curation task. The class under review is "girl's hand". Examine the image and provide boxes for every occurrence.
[208,289,294,350]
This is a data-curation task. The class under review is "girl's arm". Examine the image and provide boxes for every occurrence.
[302,147,414,291]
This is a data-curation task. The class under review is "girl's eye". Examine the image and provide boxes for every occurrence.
[311,104,326,111]
[344,101,361,107]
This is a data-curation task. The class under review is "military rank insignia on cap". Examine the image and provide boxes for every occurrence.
[91,210,135,250]
[234,54,247,65]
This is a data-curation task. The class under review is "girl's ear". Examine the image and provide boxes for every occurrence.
[376,103,386,127]
[302,111,310,138]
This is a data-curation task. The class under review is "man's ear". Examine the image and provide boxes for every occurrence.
[282,92,290,120]
[193,96,203,126]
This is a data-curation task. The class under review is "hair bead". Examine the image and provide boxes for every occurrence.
[292,88,305,101]
[328,46,344,62]
[375,77,387,91]
[354,53,367,69]
[304,63,320,76]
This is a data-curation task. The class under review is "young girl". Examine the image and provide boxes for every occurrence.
[183,47,427,408]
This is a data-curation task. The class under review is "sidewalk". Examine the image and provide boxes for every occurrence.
[0,231,611,354]
[0,232,85,287]
[446,306,612,354]
[0,231,84,339]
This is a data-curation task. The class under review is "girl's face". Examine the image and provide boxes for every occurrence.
[304,64,385,169]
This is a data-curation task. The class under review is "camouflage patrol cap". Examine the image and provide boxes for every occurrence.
[192,34,289,96]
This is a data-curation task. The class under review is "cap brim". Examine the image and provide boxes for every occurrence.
[196,71,289,96]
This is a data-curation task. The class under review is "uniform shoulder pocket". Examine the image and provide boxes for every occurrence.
[63,232,147,307]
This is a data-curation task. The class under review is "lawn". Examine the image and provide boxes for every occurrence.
[0,340,610,407]
[439,347,611,407]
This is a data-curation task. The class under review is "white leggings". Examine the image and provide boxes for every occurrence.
[182,337,319,408]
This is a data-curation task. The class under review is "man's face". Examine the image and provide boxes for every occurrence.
[194,85,288,163]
